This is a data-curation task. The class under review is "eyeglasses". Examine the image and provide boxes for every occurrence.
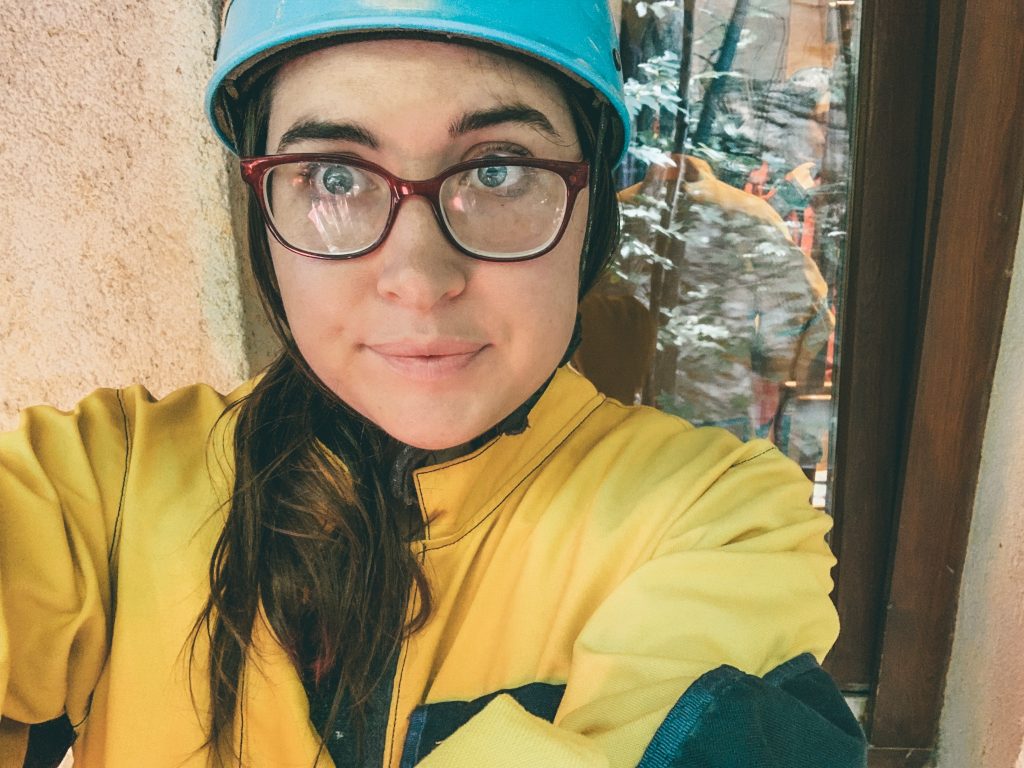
[239,154,590,262]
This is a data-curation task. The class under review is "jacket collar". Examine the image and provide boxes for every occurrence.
[411,366,605,548]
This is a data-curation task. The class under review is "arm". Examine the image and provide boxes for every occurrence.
[0,390,129,755]
[416,442,865,767]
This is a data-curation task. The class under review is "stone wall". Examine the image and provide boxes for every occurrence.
[0,1,269,430]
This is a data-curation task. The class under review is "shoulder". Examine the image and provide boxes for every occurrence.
[9,378,255,434]
[115,377,256,427]
[111,379,256,495]
[2,378,257,500]
[573,388,803,495]
[548,376,822,547]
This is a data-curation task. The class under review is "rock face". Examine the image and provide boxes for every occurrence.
[0,1,276,429]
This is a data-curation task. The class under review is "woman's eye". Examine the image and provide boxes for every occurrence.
[320,165,354,194]
[306,164,368,197]
[470,164,526,193]
[477,165,509,188]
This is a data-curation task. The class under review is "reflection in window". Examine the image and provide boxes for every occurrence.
[574,0,858,510]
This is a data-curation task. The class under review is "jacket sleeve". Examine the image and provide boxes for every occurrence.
[0,389,130,733]
[416,441,866,768]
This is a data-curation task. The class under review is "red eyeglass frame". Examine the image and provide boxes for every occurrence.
[238,154,591,262]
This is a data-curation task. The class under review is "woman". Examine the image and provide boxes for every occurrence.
[0,2,865,766]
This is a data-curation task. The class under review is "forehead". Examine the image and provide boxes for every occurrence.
[266,38,575,151]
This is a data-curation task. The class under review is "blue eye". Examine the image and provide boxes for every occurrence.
[476,165,509,188]
[319,165,355,195]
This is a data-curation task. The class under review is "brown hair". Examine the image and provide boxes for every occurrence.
[192,41,620,765]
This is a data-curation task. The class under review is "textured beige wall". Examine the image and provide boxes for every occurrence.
[935,203,1024,767]
[0,1,274,431]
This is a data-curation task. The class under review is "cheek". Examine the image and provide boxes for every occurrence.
[268,240,359,349]
[540,255,582,331]
[269,244,317,331]
[530,200,586,332]
[497,232,582,362]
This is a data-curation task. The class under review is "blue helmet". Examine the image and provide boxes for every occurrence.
[206,0,630,164]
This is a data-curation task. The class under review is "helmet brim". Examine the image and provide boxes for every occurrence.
[206,14,630,166]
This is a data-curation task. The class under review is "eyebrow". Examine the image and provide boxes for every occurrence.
[449,103,562,141]
[276,119,380,152]
[275,102,562,153]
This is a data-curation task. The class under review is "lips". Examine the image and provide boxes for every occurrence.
[366,338,488,381]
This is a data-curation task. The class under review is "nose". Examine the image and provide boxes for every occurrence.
[375,196,470,311]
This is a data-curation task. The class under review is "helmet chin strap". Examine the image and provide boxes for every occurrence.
[579,103,611,293]
[562,101,611,368]
[560,314,584,367]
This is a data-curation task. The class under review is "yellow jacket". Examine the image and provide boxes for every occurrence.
[0,367,849,767]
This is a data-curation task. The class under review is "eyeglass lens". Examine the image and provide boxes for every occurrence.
[263,161,570,259]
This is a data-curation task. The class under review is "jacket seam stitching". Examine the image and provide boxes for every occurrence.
[414,394,604,482]
[421,404,602,552]
[108,389,131,566]
[388,545,423,768]
[387,631,410,767]
[731,445,775,467]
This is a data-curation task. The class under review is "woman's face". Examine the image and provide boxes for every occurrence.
[264,40,587,449]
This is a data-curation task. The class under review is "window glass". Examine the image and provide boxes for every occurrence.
[576,0,859,510]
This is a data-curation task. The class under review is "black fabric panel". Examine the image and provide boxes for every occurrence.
[400,682,566,767]
[304,650,399,768]
[768,656,864,743]
[24,715,76,768]
[637,653,867,768]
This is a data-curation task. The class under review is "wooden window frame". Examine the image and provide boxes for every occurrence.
[824,0,1024,764]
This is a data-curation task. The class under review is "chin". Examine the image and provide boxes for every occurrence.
[321,361,546,451]
[381,418,489,451]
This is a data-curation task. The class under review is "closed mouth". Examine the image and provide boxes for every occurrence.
[366,340,489,381]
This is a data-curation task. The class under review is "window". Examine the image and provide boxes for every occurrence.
[577,1,1024,764]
